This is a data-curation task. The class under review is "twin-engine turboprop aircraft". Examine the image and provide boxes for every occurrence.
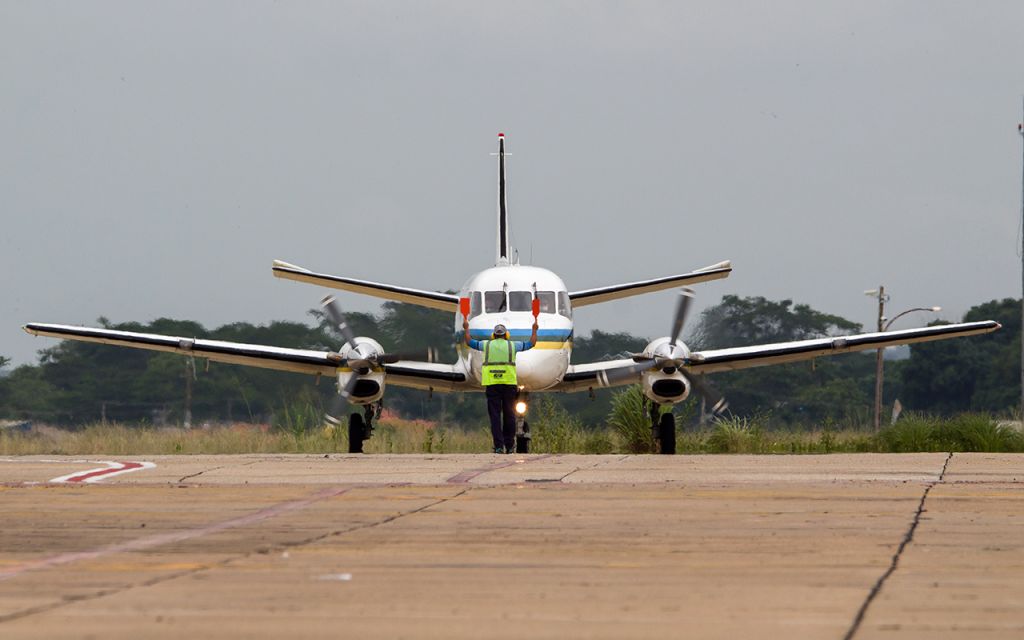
[24,134,1000,454]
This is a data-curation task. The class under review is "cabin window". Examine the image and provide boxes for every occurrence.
[536,291,556,314]
[484,291,507,313]
[508,291,532,312]
[558,291,572,319]
[469,291,483,319]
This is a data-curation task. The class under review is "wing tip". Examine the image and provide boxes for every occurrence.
[272,259,308,274]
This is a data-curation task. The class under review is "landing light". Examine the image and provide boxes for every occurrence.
[515,401,528,415]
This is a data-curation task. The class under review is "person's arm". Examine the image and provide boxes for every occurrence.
[530,318,539,348]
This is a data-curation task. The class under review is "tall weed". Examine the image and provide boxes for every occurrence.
[608,385,656,453]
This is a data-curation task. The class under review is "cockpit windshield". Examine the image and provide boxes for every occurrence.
[508,291,532,312]
[536,291,555,314]
[484,291,507,313]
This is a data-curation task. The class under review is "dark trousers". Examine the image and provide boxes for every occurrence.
[485,384,518,450]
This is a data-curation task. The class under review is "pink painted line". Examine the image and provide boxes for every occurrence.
[49,461,156,484]
[447,454,554,484]
[0,485,349,582]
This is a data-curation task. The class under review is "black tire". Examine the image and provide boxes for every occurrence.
[515,419,530,453]
[348,413,365,454]
[657,412,676,455]
[515,436,530,454]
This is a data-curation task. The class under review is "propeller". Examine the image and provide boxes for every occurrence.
[320,295,438,424]
[598,288,729,416]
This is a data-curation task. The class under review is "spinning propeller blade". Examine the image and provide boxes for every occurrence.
[597,288,729,415]
[321,295,357,351]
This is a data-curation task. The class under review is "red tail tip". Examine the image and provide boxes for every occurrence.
[498,132,505,137]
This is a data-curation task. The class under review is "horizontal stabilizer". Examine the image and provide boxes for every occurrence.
[568,261,731,307]
[272,260,459,312]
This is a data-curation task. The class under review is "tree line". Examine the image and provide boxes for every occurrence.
[1,296,1019,428]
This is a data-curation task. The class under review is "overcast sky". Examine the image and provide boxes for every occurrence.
[3,1,1024,367]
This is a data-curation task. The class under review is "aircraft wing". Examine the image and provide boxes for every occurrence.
[382,362,471,392]
[22,323,469,390]
[23,323,342,376]
[272,260,459,312]
[683,321,1001,374]
[555,357,640,392]
[568,261,731,308]
[552,320,1000,391]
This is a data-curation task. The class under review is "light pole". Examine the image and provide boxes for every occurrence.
[864,286,941,432]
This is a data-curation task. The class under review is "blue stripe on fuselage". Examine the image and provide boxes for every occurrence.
[464,328,572,342]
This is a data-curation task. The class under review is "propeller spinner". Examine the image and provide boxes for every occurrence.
[320,295,437,424]
[598,288,728,416]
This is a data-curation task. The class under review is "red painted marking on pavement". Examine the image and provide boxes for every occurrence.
[0,485,349,582]
[49,461,156,484]
[447,454,554,484]
[66,462,144,482]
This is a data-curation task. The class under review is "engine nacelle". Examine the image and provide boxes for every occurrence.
[336,337,386,404]
[639,337,692,405]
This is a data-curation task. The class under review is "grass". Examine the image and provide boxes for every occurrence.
[2,409,1021,457]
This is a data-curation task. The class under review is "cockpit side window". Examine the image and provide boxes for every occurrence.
[484,291,507,313]
[508,291,532,312]
[469,291,483,319]
[536,291,555,314]
[557,291,572,319]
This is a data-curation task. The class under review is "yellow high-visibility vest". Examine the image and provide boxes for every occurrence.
[481,339,517,386]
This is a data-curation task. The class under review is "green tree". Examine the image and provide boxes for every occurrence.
[898,298,1020,414]
[687,295,873,425]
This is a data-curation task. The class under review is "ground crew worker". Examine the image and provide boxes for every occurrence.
[463,319,538,453]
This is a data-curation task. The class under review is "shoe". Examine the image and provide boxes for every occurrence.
[494,446,504,454]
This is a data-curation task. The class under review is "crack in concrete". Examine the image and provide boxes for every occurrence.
[557,455,626,482]
[0,484,469,626]
[176,466,225,483]
[843,452,953,640]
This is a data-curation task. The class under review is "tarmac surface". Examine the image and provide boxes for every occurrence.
[0,453,1021,639]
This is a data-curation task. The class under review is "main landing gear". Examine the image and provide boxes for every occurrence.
[649,400,676,455]
[515,393,531,454]
[348,402,382,454]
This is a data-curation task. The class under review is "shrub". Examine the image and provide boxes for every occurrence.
[706,414,767,453]
[936,413,1024,453]
[608,385,656,453]
[878,415,938,452]
[531,396,583,453]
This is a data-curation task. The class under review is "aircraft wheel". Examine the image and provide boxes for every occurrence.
[516,434,532,454]
[515,419,530,453]
[657,412,676,455]
[348,413,365,454]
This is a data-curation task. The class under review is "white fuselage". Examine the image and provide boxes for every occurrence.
[457,264,573,390]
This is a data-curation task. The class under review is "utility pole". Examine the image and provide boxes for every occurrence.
[1019,102,1024,421]
[873,285,886,433]
[184,357,194,429]
[865,286,940,433]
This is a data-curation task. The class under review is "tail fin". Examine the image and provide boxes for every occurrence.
[496,132,510,265]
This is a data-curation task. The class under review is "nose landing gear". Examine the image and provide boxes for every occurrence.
[649,401,676,455]
[347,402,382,454]
[515,393,531,454]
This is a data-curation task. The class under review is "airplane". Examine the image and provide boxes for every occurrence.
[24,133,1001,455]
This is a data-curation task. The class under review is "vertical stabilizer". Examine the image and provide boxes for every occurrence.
[496,133,510,265]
